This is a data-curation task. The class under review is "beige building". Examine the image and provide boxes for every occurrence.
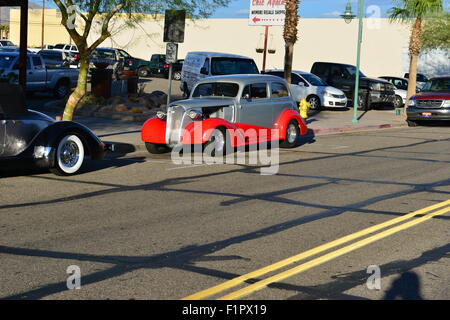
[9,9,449,78]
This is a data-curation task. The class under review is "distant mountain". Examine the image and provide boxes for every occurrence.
[0,1,42,25]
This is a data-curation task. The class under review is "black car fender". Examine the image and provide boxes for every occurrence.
[33,121,105,164]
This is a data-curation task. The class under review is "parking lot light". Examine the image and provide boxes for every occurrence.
[341,0,364,124]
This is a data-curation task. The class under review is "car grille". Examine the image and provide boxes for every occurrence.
[166,105,185,146]
[332,94,346,99]
[415,99,443,108]
[335,102,347,106]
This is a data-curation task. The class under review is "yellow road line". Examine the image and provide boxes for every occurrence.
[182,199,450,300]
[218,205,450,300]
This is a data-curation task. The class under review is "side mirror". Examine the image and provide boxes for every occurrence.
[243,93,251,99]
[297,82,305,87]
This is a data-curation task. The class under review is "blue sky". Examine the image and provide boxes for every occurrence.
[209,0,397,18]
[38,0,449,19]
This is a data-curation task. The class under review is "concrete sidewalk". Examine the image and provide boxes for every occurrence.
[62,106,407,153]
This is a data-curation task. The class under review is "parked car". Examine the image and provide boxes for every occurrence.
[404,72,429,89]
[180,52,259,99]
[38,49,77,68]
[0,46,21,53]
[379,76,408,108]
[161,59,184,80]
[406,76,450,126]
[0,83,107,175]
[263,69,347,110]
[0,52,79,98]
[0,40,15,47]
[311,62,396,110]
[142,74,308,154]
[28,45,56,54]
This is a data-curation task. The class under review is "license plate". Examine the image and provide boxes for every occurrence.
[422,112,432,117]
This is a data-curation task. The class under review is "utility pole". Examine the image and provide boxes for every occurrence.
[41,0,45,48]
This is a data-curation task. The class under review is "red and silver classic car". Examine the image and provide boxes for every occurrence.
[141,75,308,155]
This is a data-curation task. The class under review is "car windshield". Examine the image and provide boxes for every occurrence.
[92,49,116,60]
[211,58,259,75]
[421,78,450,92]
[301,73,327,86]
[193,82,240,98]
[345,65,366,78]
[0,41,14,46]
[0,55,15,68]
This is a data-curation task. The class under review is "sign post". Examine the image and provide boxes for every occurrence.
[163,10,185,105]
[249,0,286,72]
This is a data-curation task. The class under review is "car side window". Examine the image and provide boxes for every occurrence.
[242,83,267,99]
[293,74,306,86]
[201,59,210,75]
[32,57,44,69]
[272,82,289,98]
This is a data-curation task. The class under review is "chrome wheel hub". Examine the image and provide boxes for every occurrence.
[60,141,79,167]
[287,124,297,144]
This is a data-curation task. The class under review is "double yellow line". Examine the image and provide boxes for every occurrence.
[182,199,450,300]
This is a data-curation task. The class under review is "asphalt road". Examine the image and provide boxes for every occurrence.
[1,126,449,300]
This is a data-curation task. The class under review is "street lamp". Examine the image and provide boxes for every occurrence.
[341,0,364,124]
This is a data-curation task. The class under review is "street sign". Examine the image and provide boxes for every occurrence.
[249,0,286,26]
[166,43,178,64]
[164,10,186,43]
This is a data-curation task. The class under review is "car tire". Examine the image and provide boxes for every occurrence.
[54,80,70,99]
[50,134,85,176]
[406,120,419,127]
[173,71,182,81]
[307,95,322,111]
[280,120,300,148]
[394,95,404,108]
[137,67,150,78]
[145,142,169,154]
[203,127,231,157]
[357,92,370,111]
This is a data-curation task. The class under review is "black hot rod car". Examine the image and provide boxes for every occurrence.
[0,83,106,175]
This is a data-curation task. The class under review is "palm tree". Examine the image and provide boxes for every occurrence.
[389,0,443,109]
[283,0,299,85]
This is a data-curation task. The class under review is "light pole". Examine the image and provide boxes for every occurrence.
[341,0,364,124]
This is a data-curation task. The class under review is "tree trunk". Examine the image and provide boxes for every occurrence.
[283,0,299,86]
[62,55,89,121]
[284,42,294,85]
[404,17,422,116]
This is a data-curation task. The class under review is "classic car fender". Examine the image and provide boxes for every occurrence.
[32,121,105,166]
[274,109,308,140]
[141,117,167,144]
[181,118,245,147]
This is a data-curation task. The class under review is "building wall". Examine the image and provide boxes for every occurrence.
[10,9,448,78]
[10,9,71,48]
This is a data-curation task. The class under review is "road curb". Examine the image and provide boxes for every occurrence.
[310,123,407,136]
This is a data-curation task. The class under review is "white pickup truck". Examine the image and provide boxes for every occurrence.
[0,52,79,98]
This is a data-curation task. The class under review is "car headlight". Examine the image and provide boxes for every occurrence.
[188,110,202,120]
[408,99,417,107]
[156,111,167,119]
[443,100,450,108]
[321,91,333,98]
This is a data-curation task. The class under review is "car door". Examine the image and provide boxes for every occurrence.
[238,82,273,129]
[0,112,5,156]
[29,56,47,90]
[271,81,294,121]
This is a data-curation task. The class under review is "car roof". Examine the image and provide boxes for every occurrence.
[187,52,253,59]
[0,52,39,57]
[379,76,408,81]
[196,74,286,86]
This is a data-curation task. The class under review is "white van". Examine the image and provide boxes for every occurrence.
[180,52,259,97]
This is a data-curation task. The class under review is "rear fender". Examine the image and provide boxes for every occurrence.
[274,109,308,140]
